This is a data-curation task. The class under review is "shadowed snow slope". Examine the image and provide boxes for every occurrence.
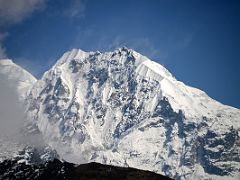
[4,48,240,179]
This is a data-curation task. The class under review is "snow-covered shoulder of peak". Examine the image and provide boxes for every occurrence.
[129,51,239,126]
[0,59,37,101]
[135,59,174,83]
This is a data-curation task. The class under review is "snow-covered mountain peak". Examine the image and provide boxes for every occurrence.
[54,49,89,65]
[30,47,240,133]
[52,47,173,80]
[26,48,240,179]
[46,48,239,120]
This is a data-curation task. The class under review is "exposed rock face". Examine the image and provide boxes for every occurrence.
[0,159,171,180]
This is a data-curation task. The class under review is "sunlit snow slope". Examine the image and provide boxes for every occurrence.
[0,59,36,101]
[26,48,239,179]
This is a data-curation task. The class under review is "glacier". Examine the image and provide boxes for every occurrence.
[0,48,239,179]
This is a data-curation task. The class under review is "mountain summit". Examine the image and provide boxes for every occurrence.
[2,48,239,179]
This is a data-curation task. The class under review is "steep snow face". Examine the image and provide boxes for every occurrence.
[27,48,240,179]
[0,59,37,101]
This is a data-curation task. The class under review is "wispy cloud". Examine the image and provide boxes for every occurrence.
[129,37,162,59]
[0,32,9,58]
[64,0,86,18]
[0,74,25,136]
[0,44,7,58]
[176,33,194,50]
[96,35,167,62]
[0,0,47,59]
[0,0,47,27]
[71,29,167,64]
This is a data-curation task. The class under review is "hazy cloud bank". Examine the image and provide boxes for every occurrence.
[0,74,25,136]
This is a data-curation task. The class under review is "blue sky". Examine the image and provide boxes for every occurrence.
[0,0,239,108]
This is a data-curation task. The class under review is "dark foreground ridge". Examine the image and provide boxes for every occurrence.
[0,159,171,180]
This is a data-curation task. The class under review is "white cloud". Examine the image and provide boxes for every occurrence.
[0,0,47,59]
[0,74,25,136]
[0,0,47,27]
